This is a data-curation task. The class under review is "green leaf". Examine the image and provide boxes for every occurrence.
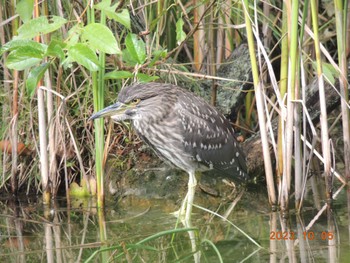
[107,9,131,30]
[104,70,133,79]
[124,33,146,64]
[17,16,67,39]
[6,46,45,70]
[26,62,50,97]
[66,24,83,48]
[68,43,100,71]
[149,49,167,67]
[136,73,159,83]
[46,39,66,61]
[176,17,186,45]
[0,39,46,55]
[60,56,73,69]
[122,49,135,66]
[94,0,131,30]
[82,23,120,54]
[16,0,34,22]
[93,0,112,10]
[311,61,339,85]
[322,63,339,85]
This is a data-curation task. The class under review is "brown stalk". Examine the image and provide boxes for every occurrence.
[193,0,205,72]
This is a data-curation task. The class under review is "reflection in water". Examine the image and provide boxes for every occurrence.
[268,184,345,263]
[44,223,54,263]
[327,207,336,263]
[98,208,109,262]
[0,183,349,262]
[175,189,201,263]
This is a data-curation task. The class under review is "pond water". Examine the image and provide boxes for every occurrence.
[0,181,349,262]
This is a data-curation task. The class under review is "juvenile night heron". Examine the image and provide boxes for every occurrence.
[90,82,247,225]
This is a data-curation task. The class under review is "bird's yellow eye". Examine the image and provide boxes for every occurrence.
[131,98,141,104]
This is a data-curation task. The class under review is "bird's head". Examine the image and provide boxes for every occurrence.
[90,82,176,122]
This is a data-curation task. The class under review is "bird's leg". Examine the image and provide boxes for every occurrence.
[172,171,200,260]
[172,170,197,222]
[185,171,201,262]
[174,171,197,225]
[184,170,197,227]
[177,191,188,221]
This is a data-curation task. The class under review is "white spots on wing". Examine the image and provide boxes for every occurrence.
[230,158,235,165]
[192,104,201,116]
[196,142,226,151]
[200,142,208,150]
[205,130,223,140]
[196,154,201,162]
[236,151,239,157]
[184,140,199,149]
[199,113,210,120]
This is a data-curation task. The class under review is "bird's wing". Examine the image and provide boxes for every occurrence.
[175,90,247,180]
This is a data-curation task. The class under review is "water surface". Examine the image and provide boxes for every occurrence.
[0,182,349,262]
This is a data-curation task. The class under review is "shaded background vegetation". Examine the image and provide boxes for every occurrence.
[0,0,349,212]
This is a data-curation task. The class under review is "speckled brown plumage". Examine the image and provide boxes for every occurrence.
[90,82,248,229]
[110,82,247,181]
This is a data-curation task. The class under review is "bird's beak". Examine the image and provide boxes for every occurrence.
[89,102,128,121]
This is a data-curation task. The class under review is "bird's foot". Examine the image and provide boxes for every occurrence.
[171,209,185,221]
[171,193,188,223]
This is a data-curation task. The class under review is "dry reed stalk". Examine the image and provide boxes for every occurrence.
[38,87,49,203]
[334,0,350,181]
[44,72,59,195]
[243,0,276,206]
[310,0,332,199]
[11,70,19,193]
[193,0,205,72]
